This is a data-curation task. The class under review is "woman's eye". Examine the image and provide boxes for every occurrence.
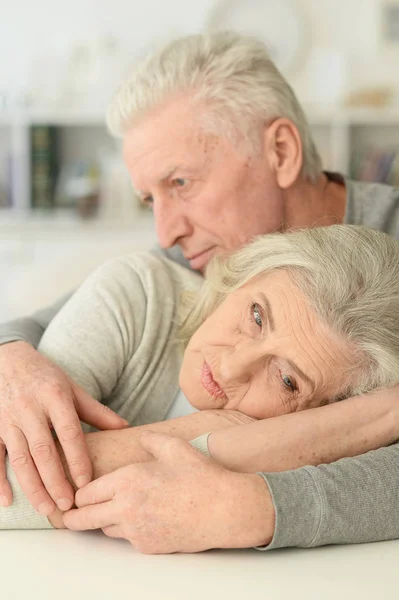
[282,374,295,392]
[173,178,188,187]
[252,303,262,328]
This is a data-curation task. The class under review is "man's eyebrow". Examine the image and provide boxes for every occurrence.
[135,167,179,198]
[258,291,315,391]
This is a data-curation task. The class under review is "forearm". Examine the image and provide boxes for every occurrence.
[81,409,251,480]
[206,386,399,473]
[48,409,248,528]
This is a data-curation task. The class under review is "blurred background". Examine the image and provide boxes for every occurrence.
[1,0,399,320]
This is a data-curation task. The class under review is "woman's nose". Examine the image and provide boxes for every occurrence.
[219,345,264,383]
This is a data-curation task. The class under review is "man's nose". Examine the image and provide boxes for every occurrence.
[153,193,193,249]
[219,344,265,383]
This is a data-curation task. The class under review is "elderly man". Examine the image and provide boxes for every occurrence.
[0,32,398,553]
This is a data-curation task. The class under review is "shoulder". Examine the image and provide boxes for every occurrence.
[345,178,399,238]
[78,252,203,330]
[91,251,202,296]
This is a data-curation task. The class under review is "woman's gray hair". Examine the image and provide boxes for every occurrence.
[181,225,399,400]
[106,31,322,182]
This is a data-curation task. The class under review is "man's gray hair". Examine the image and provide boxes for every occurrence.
[106,31,322,182]
[181,225,399,400]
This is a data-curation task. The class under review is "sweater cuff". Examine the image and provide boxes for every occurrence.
[0,458,53,529]
[0,317,44,348]
[189,433,211,457]
[254,468,322,551]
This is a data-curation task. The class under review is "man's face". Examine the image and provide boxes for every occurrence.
[123,97,285,271]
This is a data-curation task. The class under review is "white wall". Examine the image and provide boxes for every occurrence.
[0,0,214,103]
[1,0,398,108]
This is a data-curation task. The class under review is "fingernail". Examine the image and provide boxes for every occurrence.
[38,502,54,516]
[57,498,72,511]
[76,475,90,488]
[0,495,9,507]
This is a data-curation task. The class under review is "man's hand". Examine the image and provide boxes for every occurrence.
[0,341,128,515]
[63,431,275,554]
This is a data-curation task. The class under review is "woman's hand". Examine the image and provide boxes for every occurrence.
[0,341,128,515]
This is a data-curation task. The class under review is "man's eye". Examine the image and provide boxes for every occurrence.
[251,303,262,328]
[141,195,154,208]
[281,374,296,392]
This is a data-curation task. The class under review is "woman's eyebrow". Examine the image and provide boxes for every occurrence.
[258,292,276,331]
[285,358,315,392]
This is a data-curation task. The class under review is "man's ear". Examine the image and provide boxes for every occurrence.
[263,118,303,189]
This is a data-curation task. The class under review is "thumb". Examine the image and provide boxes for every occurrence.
[139,431,201,463]
[73,383,129,430]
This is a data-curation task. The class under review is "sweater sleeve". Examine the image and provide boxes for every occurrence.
[0,292,73,348]
[37,255,150,401]
[189,433,399,550]
[0,458,53,529]
[258,442,399,550]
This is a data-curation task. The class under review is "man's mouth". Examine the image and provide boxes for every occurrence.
[186,247,216,271]
[201,362,227,399]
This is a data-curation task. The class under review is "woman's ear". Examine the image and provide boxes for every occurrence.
[263,118,303,189]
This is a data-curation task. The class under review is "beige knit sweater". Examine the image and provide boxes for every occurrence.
[0,252,202,529]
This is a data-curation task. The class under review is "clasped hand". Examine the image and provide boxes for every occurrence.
[63,431,273,553]
[0,342,127,514]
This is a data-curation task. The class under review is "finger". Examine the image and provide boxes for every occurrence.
[73,384,129,430]
[74,470,117,507]
[0,440,12,507]
[20,410,75,511]
[4,426,56,516]
[139,431,200,463]
[24,412,76,509]
[63,502,117,531]
[102,525,123,539]
[49,396,93,491]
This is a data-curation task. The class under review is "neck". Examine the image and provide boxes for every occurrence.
[283,172,346,230]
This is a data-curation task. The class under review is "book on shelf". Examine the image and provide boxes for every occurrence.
[351,147,399,186]
[30,125,59,208]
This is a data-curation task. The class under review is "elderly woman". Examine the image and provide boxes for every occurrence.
[1,224,399,531]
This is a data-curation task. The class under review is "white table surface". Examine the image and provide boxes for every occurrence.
[1,531,397,600]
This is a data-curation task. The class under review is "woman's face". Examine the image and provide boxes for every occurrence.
[179,270,356,419]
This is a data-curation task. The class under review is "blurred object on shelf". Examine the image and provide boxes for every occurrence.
[381,2,399,43]
[54,160,101,218]
[345,86,395,108]
[98,151,142,221]
[351,146,399,185]
[30,126,59,209]
[0,182,7,207]
[306,48,348,107]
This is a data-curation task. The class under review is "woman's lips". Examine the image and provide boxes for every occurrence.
[201,362,227,399]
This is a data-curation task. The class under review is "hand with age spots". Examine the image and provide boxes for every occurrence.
[63,431,274,554]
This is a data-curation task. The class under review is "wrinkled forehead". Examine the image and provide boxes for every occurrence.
[122,95,210,159]
[122,106,230,192]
